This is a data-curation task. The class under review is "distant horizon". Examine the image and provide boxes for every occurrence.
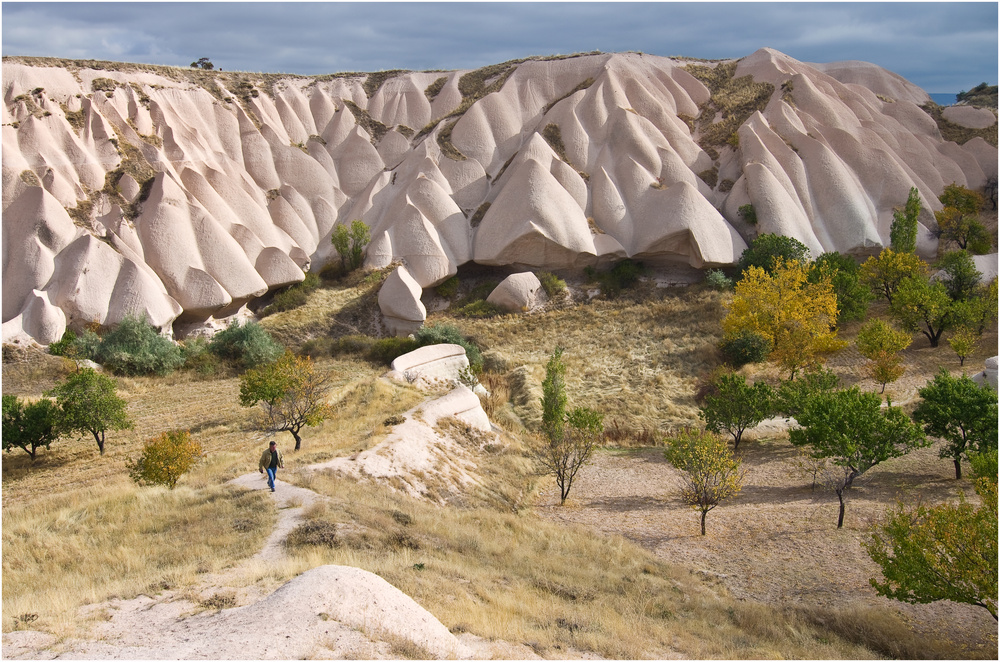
[2,2,996,94]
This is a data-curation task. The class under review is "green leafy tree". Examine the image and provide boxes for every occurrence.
[535,348,604,505]
[913,369,999,479]
[94,315,185,376]
[665,429,744,535]
[859,248,928,304]
[2,395,60,460]
[239,352,334,450]
[936,183,990,254]
[47,368,133,455]
[331,219,371,272]
[789,387,927,528]
[936,250,982,302]
[808,252,872,323]
[890,274,955,347]
[736,233,809,278]
[718,329,771,367]
[208,321,283,370]
[774,368,840,419]
[127,430,203,489]
[889,187,921,253]
[856,320,911,393]
[699,373,774,451]
[864,450,997,621]
[947,326,979,367]
[951,277,998,336]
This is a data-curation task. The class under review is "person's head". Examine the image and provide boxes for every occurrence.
[269,441,276,449]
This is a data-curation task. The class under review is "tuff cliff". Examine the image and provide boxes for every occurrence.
[3,49,996,344]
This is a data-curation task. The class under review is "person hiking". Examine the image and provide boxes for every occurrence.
[258,440,284,492]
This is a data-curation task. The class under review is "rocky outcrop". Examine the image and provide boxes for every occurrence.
[4,50,996,344]
[487,272,543,312]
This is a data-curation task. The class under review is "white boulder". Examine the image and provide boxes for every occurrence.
[487,272,543,312]
[377,265,426,337]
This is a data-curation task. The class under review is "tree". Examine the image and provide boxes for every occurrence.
[94,315,184,376]
[859,248,928,304]
[239,352,334,450]
[665,429,744,535]
[718,329,771,367]
[935,183,990,253]
[2,395,60,460]
[890,274,955,347]
[864,451,997,621]
[912,369,998,479]
[935,250,982,302]
[535,348,604,505]
[127,430,203,489]
[889,186,921,253]
[190,57,214,70]
[789,387,927,528]
[736,233,809,278]
[808,252,872,323]
[46,368,133,455]
[951,277,998,336]
[722,259,845,379]
[948,326,979,367]
[774,368,840,419]
[699,372,774,451]
[331,219,371,272]
[856,319,911,393]
[208,321,283,370]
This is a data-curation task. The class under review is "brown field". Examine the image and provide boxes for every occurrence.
[2,270,997,658]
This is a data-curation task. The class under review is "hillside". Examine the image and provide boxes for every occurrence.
[3,49,997,346]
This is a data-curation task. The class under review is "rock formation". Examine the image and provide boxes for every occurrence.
[3,49,996,344]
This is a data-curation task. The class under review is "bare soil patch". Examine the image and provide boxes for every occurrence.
[536,436,998,658]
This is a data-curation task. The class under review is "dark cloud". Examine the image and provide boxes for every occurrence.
[2,2,996,92]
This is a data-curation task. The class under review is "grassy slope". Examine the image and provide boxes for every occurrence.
[2,272,996,657]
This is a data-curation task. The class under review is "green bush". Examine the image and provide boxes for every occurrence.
[180,338,222,376]
[585,259,646,296]
[48,328,100,360]
[738,203,758,225]
[261,272,320,317]
[434,276,460,299]
[415,324,483,371]
[208,321,283,370]
[737,233,810,278]
[94,316,185,376]
[719,330,772,367]
[331,220,371,272]
[455,300,504,318]
[538,271,567,297]
[369,337,420,365]
[704,269,733,291]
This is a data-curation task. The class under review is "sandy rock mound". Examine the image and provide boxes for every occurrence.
[488,271,544,312]
[378,264,426,337]
[311,385,494,501]
[387,342,470,389]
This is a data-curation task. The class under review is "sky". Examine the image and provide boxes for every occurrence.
[2,1,997,94]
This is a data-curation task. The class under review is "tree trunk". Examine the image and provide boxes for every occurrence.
[954,457,962,480]
[700,510,708,536]
[291,428,302,451]
[93,430,105,455]
[836,491,846,529]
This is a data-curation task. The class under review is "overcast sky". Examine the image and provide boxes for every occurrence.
[2,2,997,93]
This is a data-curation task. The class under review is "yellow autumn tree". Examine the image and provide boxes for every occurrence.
[722,258,845,379]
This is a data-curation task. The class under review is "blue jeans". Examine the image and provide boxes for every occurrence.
[266,467,277,490]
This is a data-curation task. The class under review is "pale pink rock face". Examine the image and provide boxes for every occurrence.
[3,49,995,344]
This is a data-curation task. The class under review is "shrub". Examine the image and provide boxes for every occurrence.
[208,321,283,370]
[738,203,757,225]
[415,324,483,371]
[434,276,460,299]
[48,328,100,361]
[704,269,732,291]
[586,259,646,296]
[180,337,222,376]
[736,233,809,278]
[331,220,371,272]
[127,430,203,489]
[369,337,419,365]
[261,272,320,316]
[719,329,771,367]
[94,316,185,376]
[538,271,567,297]
[455,300,504,318]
